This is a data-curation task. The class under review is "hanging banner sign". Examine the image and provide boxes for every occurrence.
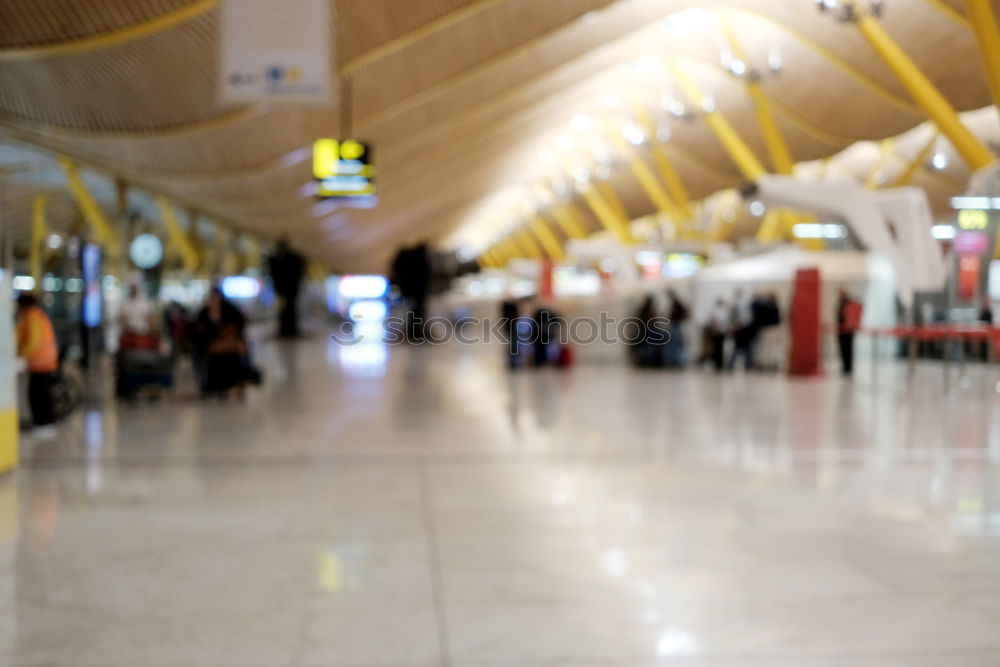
[220,0,333,105]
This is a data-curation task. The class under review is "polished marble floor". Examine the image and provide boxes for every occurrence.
[4,335,1000,666]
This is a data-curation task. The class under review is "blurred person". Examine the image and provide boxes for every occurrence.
[709,297,731,372]
[630,294,663,368]
[532,299,563,368]
[666,290,690,368]
[193,288,260,397]
[16,294,58,436]
[268,238,305,338]
[391,243,431,343]
[163,300,190,361]
[500,296,521,369]
[121,283,155,338]
[753,292,784,372]
[836,289,863,376]
[729,289,756,371]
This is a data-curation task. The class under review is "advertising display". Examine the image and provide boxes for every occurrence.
[951,207,1000,306]
[220,0,332,104]
[81,243,102,329]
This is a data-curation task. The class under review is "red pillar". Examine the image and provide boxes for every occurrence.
[539,258,555,299]
[788,267,823,377]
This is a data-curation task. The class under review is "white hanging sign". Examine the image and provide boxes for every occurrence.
[220,0,333,105]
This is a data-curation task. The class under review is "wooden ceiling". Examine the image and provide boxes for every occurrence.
[0,0,995,271]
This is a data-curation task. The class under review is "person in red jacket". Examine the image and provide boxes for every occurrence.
[836,289,864,376]
[16,293,59,431]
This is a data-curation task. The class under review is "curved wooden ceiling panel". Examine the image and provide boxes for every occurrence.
[0,0,997,269]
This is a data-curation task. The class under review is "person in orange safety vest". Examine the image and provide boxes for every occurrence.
[16,293,58,428]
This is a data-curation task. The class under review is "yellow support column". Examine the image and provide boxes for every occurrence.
[603,120,683,220]
[628,99,693,219]
[529,216,565,262]
[516,226,545,259]
[865,139,895,189]
[709,190,741,242]
[850,3,994,169]
[501,237,523,260]
[552,204,588,239]
[31,195,47,288]
[966,0,1000,112]
[666,60,769,181]
[580,185,637,245]
[720,17,795,175]
[893,131,940,187]
[596,181,629,222]
[58,157,122,257]
[156,196,200,273]
[756,209,785,243]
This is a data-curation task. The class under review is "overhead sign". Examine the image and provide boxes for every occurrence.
[313,139,376,198]
[220,0,332,105]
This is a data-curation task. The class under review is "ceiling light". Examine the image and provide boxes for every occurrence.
[931,224,956,240]
[729,59,747,77]
[663,96,687,118]
[793,223,848,239]
[46,234,63,250]
[768,46,783,73]
[593,144,613,165]
[599,94,620,110]
[931,151,949,170]
[632,55,662,73]
[623,121,646,146]
[571,113,593,131]
[749,200,766,216]
[663,9,715,33]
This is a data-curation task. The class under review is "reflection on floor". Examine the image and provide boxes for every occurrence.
[4,336,1000,666]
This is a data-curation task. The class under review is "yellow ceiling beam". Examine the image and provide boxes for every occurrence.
[756,208,784,244]
[720,16,795,175]
[551,203,589,240]
[595,180,629,222]
[925,0,973,27]
[31,195,48,286]
[865,139,895,189]
[602,119,683,221]
[666,59,768,181]
[965,1,1000,112]
[58,157,122,257]
[516,226,545,259]
[724,8,920,116]
[580,184,636,245]
[849,2,994,169]
[340,0,508,74]
[892,131,940,187]
[628,98,694,219]
[0,0,217,61]
[529,216,566,262]
[156,196,201,273]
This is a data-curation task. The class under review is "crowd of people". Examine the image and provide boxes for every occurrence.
[117,285,262,399]
[700,290,784,372]
[500,296,572,370]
